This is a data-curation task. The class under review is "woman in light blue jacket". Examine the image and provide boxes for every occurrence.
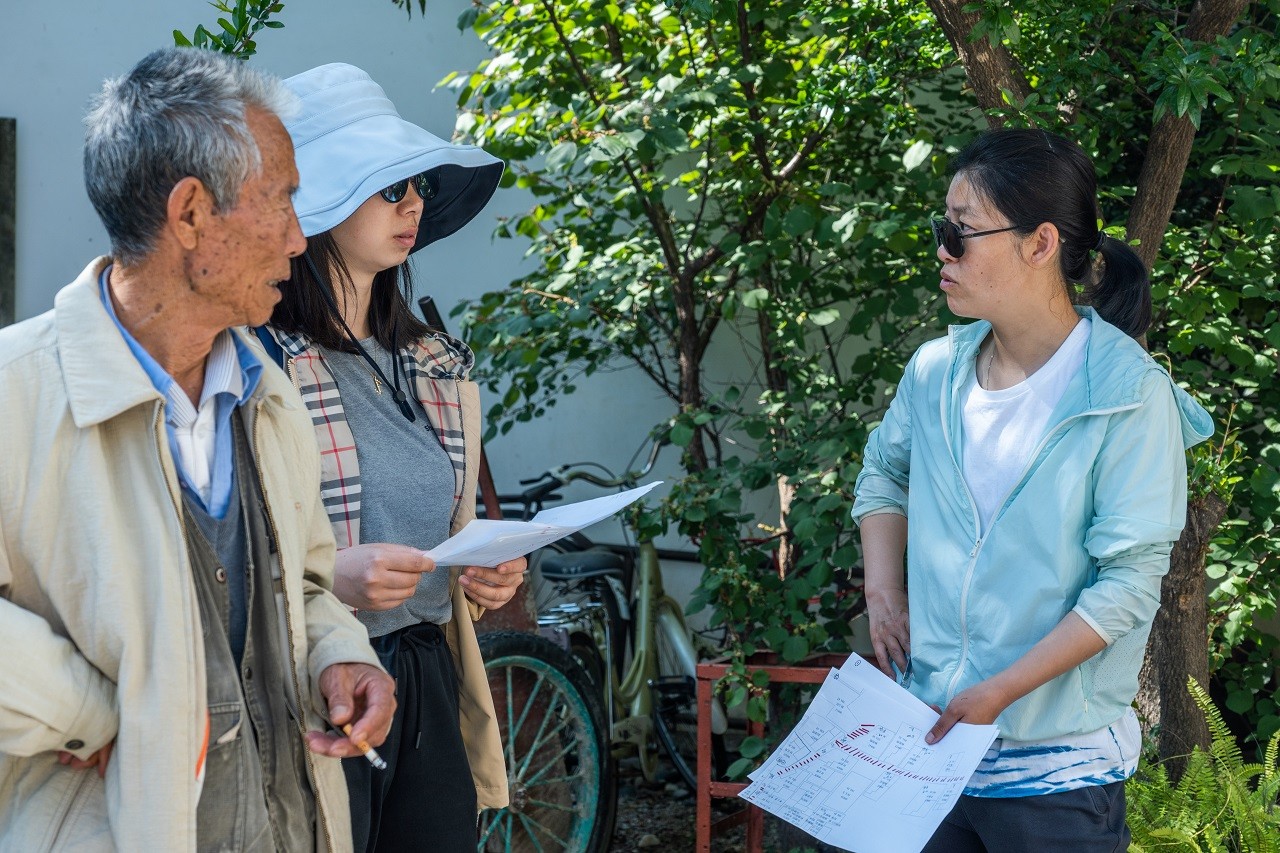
[852,129,1213,852]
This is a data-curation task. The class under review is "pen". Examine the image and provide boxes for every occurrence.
[342,723,388,770]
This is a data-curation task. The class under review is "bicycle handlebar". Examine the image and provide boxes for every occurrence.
[512,432,667,505]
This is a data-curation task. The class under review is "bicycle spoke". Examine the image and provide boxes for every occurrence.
[514,808,573,849]
[514,687,563,779]
[505,810,514,853]
[522,735,585,788]
[512,669,549,745]
[504,667,515,765]
[512,809,547,850]
[524,771,588,788]
[478,809,504,848]
[514,696,577,780]
[526,796,584,815]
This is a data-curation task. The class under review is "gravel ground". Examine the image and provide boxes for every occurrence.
[606,761,836,853]
[609,766,747,853]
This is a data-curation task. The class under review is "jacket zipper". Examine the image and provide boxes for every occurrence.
[250,399,336,853]
[939,334,1141,703]
[938,360,985,705]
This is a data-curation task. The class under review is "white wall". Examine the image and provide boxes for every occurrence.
[0,0,685,541]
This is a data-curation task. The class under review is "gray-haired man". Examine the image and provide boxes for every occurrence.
[0,48,394,851]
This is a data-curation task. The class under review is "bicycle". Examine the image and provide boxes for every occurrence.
[476,435,729,852]
[515,435,729,790]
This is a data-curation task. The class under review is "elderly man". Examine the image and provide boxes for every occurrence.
[0,48,395,851]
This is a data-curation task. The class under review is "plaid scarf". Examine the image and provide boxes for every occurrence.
[266,327,475,550]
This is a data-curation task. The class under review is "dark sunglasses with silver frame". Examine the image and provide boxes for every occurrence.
[930,216,1031,259]
[380,171,440,204]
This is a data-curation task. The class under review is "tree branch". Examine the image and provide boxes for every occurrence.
[924,0,1030,122]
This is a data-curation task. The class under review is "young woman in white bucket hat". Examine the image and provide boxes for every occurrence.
[258,63,521,852]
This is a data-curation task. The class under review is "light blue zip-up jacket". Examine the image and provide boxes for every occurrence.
[852,308,1213,741]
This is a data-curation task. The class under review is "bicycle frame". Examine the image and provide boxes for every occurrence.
[604,539,707,779]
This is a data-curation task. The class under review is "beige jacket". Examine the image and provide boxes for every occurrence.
[266,325,508,809]
[0,258,381,852]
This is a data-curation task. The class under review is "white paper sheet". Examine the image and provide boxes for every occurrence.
[740,655,998,853]
[423,482,662,567]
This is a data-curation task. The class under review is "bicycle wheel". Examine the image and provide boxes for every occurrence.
[478,631,617,853]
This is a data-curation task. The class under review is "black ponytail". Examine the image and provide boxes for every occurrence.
[1083,235,1151,338]
[951,129,1152,339]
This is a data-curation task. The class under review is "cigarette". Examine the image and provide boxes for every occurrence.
[342,723,388,770]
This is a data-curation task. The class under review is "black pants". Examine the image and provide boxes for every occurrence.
[344,622,477,853]
[922,781,1130,853]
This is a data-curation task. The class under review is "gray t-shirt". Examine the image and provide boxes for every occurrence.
[321,339,455,635]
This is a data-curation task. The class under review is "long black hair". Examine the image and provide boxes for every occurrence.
[950,128,1151,338]
[270,230,430,352]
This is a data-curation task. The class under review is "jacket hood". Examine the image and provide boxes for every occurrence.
[947,307,1213,449]
[283,63,504,252]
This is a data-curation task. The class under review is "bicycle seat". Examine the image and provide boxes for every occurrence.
[540,548,626,581]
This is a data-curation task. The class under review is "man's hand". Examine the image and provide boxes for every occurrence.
[866,586,911,679]
[459,557,526,610]
[925,679,1010,744]
[332,543,435,611]
[306,662,396,758]
[57,740,114,778]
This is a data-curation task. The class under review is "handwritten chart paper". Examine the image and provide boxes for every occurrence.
[740,656,998,853]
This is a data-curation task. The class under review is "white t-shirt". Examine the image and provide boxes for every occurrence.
[961,317,1091,535]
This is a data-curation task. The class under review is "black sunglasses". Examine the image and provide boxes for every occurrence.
[380,171,439,204]
[930,216,1029,258]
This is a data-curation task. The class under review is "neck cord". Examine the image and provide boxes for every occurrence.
[303,253,417,423]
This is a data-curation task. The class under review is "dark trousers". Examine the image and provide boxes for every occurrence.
[923,781,1130,853]
[345,622,477,853]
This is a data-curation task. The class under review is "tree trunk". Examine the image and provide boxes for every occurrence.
[924,0,1029,122]
[1126,0,1246,769]
[1128,0,1251,271]
[1135,492,1228,779]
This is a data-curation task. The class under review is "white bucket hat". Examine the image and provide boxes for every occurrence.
[283,63,503,253]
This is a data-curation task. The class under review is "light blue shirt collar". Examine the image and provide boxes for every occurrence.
[98,265,262,516]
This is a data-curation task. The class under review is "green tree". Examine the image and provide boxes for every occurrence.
[424,0,980,718]
[417,0,1279,768]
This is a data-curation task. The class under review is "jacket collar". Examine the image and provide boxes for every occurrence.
[947,307,1153,413]
[945,306,1214,448]
[56,256,286,429]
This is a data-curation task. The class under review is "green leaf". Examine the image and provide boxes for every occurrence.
[810,308,840,326]
[738,736,768,758]
[783,207,817,236]
[1226,689,1255,714]
[781,635,810,663]
[902,140,933,172]
[545,141,578,171]
[741,288,769,309]
[586,135,631,162]
[457,6,480,31]
[670,423,696,447]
